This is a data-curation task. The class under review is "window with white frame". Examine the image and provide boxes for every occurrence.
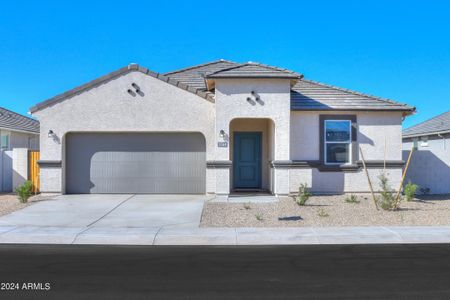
[0,130,10,150]
[324,120,351,164]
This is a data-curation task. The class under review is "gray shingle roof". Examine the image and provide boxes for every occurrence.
[403,110,450,137]
[291,79,415,112]
[205,62,301,79]
[163,59,238,91]
[30,59,415,114]
[0,107,39,134]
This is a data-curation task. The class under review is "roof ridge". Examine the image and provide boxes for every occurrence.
[247,61,302,77]
[163,59,238,75]
[299,78,412,108]
[206,61,301,77]
[403,109,450,131]
[205,63,247,76]
[0,106,39,123]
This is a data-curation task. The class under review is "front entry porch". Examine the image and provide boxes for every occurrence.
[229,118,274,193]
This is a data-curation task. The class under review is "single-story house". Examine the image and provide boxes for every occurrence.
[0,107,39,192]
[30,60,415,195]
[403,110,450,194]
[0,107,39,151]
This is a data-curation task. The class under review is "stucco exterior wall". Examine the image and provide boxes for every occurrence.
[289,111,404,193]
[10,132,39,150]
[12,148,28,189]
[214,78,291,194]
[403,134,450,194]
[290,111,403,161]
[32,69,407,195]
[33,71,215,193]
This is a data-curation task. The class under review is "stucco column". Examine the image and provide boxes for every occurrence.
[272,117,290,195]
[212,115,231,195]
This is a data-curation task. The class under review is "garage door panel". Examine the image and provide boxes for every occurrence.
[66,133,206,194]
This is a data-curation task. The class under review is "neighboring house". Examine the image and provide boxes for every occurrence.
[0,107,39,192]
[30,60,415,195]
[0,107,39,151]
[403,110,450,194]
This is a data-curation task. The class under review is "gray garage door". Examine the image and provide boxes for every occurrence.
[65,133,206,194]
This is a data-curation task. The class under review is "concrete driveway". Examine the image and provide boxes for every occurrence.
[0,194,209,228]
[0,194,211,244]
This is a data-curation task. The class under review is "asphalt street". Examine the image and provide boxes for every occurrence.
[0,244,449,299]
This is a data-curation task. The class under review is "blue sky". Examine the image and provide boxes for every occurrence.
[1,0,449,128]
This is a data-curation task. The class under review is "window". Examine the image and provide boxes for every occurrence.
[0,131,10,150]
[324,120,351,164]
[420,136,428,147]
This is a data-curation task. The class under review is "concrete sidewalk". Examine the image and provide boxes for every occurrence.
[0,225,449,245]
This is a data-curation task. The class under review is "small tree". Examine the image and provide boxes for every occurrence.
[15,181,33,203]
[377,174,398,210]
[403,181,418,201]
[296,183,311,206]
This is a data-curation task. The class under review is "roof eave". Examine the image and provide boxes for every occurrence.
[403,129,450,139]
[0,126,39,135]
[206,75,300,79]
[291,107,416,112]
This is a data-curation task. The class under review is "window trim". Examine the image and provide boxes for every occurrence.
[0,130,10,151]
[324,120,352,165]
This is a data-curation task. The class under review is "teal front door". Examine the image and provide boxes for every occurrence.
[233,132,262,189]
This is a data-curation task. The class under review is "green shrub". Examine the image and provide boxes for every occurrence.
[243,202,251,210]
[255,213,264,221]
[403,181,418,201]
[15,181,33,203]
[317,208,329,217]
[345,194,360,204]
[377,174,398,210]
[296,183,311,206]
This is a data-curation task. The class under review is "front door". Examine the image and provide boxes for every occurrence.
[233,132,262,189]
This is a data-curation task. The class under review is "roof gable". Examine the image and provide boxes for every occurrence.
[0,107,39,134]
[403,110,450,137]
[30,64,215,113]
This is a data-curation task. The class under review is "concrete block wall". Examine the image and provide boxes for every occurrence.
[12,148,28,189]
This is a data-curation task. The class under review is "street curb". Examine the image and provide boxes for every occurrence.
[0,225,450,245]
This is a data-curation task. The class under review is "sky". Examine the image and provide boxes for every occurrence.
[1,0,449,128]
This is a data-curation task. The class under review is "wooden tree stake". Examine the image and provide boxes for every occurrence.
[359,147,379,210]
[394,149,414,209]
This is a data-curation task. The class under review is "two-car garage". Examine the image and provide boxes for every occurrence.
[65,132,206,194]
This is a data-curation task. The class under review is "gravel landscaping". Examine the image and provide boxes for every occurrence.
[0,193,55,217]
[201,194,450,227]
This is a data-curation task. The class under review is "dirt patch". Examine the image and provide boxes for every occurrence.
[0,193,56,217]
[201,194,450,227]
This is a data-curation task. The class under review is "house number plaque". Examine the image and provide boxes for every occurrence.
[218,142,228,148]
